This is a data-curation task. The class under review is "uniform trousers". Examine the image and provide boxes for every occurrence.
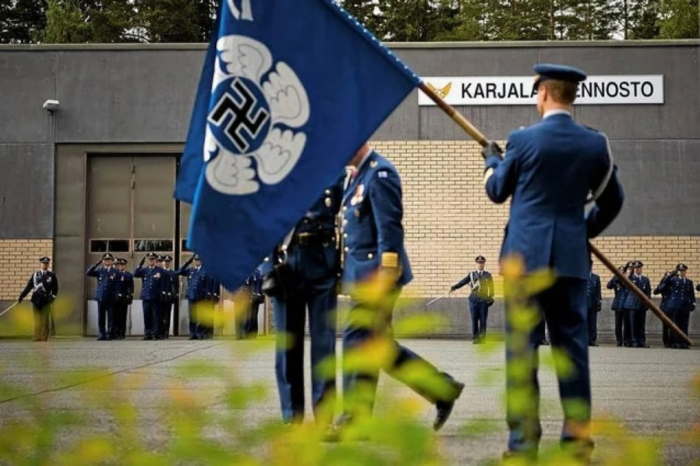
[669,308,691,348]
[142,299,159,338]
[272,275,337,422]
[625,309,647,346]
[468,297,489,339]
[113,301,129,338]
[506,277,591,454]
[243,297,263,337]
[32,304,51,341]
[342,288,461,420]
[613,310,628,345]
[661,307,673,347]
[159,302,172,338]
[587,308,598,344]
[97,300,114,339]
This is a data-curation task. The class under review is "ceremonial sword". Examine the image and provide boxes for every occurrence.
[0,302,18,318]
[419,82,692,347]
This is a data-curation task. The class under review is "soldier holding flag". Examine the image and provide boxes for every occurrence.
[481,64,624,460]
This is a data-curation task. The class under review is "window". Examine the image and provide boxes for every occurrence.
[90,240,108,253]
[134,240,174,252]
[90,239,130,253]
[181,239,192,252]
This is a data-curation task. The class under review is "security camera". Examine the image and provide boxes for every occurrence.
[42,99,60,112]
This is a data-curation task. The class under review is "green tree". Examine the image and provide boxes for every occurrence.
[0,0,48,43]
[658,0,699,38]
[625,0,661,38]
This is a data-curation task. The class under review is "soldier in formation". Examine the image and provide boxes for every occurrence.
[86,253,119,340]
[18,256,58,341]
[621,261,651,348]
[177,254,219,340]
[113,258,134,339]
[655,264,695,349]
[586,261,602,346]
[134,252,164,340]
[159,255,177,339]
[607,262,632,346]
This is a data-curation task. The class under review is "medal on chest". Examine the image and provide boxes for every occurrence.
[351,184,365,206]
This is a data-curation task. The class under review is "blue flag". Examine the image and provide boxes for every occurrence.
[176,0,421,290]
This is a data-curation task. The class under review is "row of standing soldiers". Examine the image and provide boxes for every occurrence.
[607,261,695,349]
[86,252,220,340]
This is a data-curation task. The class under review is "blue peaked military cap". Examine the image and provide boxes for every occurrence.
[475,255,486,263]
[39,256,51,263]
[677,263,688,271]
[533,63,587,90]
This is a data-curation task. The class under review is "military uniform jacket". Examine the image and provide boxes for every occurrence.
[134,265,165,301]
[485,113,624,280]
[606,276,628,311]
[621,273,651,311]
[160,269,178,304]
[177,266,210,302]
[115,271,134,304]
[341,151,412,287]
[19,270,59,307]
[285,178,343,283]
[586,272,602,312]
[658,276,695,312]
[653,274,672,311]
[86,264,119,302]
[452,270,494,303]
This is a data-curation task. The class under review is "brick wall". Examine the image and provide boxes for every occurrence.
[374,140,700,298]
[0,239,53,300]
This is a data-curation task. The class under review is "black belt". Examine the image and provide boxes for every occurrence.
[293,231,336,247]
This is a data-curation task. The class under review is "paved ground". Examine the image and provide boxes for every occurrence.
[0,338,697,465]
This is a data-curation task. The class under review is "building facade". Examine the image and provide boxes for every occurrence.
[0,40,698,337]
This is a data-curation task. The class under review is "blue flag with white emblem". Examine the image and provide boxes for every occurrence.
[175,0,420,289]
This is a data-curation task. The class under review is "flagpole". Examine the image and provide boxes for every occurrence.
[419,81,692,347]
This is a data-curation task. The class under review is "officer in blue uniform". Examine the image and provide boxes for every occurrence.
[159,255,177,339]
[621,261,651,348]
[86,252,119,340]
[267,179,342,424]
[338,143,464,433]
[653,268,675,348]
[113,258,134,339]
[134,252,164,340]
[586,261,602,346]
[450,255,495,343]
[607,262,633,346]
[242,266,265,338]
[18,256,58,341]
[177,254,209,340]
[482,64,624,458]
[658,264,695,349]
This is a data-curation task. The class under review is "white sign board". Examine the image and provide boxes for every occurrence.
[418,75,664,106]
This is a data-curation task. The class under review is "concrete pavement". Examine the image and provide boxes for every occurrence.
[0,338,697,465]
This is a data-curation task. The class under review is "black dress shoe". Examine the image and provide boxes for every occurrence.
[616,342,622,347]
[589,342,598,347]
[143,335,153,340]
[434,382,465,431]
